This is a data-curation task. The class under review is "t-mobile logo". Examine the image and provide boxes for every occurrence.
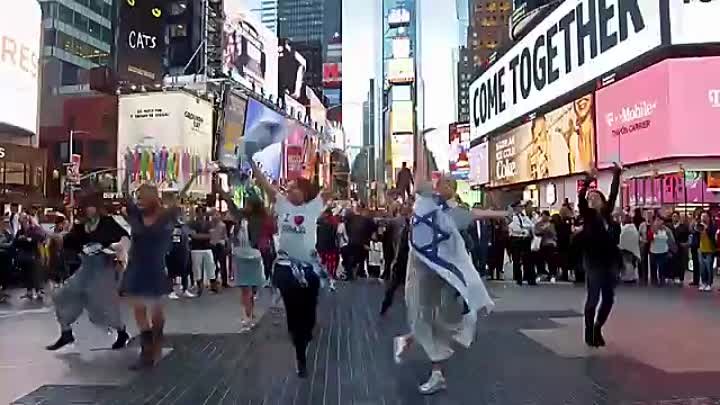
[710,89,720,108]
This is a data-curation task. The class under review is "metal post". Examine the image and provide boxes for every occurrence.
[69,129,74,223]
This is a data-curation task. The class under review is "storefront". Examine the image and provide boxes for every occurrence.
[0,143,47,207]
[595,56,720,209]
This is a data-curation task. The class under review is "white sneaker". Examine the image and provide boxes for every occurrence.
[706,285,714,292]
[393,336,409,365]
[182,290,196,298]
[168,292,180,300]
[419,370,447,395]
[699,284,706,291]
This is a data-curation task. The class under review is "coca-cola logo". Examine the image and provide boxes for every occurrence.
[605,100,657,127]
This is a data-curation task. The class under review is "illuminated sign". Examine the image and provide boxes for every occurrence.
[390,101,414,134]
[387,58,414,84]
[388,8,411,28]
[323,63,342,89]
[115,0,166,85]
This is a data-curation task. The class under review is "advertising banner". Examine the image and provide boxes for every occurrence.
[670,0,720,45]
[391,133,414,170]
[218,92,248,169]
[468,141,489,185]
[388,8,411,28]
[285,144,304,181]
[115,0,165,85]
[392,36,411,59]
[0,0,40,135]
[323,63,342,89]
[387,58,414,84]
[596,57,720,167]
[469,0,662,138]
[449,123,471,180]
[489,94,596,186]
[117,92,213,194]
[390,101,414,134]
[243,98,286,181]
[222,9,279,98]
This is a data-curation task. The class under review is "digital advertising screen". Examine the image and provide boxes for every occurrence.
[115,0,166,85]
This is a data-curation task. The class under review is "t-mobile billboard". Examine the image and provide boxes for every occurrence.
[596,56,720,167]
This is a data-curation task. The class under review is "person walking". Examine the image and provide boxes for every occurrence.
[577,163,621,348]
[249,159,332,378]
[694,212,718,291]
[121,175,197,369]
[46,192,131,351]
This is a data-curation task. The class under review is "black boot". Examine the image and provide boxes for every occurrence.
[112,328,129,350]
[584,326,594,347]
[46,330,75,351]
[295,344,308,378]
[593,324,606,347]
[130,330,154,370]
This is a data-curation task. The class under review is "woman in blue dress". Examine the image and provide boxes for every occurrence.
[121,173,197,368]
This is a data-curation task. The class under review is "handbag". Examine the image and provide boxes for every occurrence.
[531,235,542,252]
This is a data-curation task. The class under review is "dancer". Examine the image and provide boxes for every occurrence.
[393,175,502,394]
[249,159,332,378]
[47,192,131,351]
[577,163,622,347]
[121,174,197,368]
[218,189,273,332]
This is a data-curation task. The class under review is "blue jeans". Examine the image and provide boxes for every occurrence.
[700,253,716,286]
[650,252,669,285]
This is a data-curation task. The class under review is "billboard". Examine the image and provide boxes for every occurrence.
[670,0,720,45]
[117,92,213,194]
[468,141,490,185]
[388,8,411,28]
[115,0,165,85]
[218,92,248,169]
[278,39,307,99]
[489,94,596,186]
[222,9,279,98]
[243,98,286,181]
[390,101,414,134]
[392,36,411,59]
[323,63,342,89]
[470,0,662,138]
[387,58,414,84]
[449,123,471,180]
[0,0,40,135]
[596,57,720,168]
[391,133,414,171]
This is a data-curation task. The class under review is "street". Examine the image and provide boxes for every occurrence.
[5,280,720,405]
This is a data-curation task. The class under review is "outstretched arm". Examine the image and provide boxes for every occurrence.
[250,161,279,203]
[218,189,245,221]
[605,163,622,215]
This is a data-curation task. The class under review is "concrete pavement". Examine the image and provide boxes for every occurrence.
[5,280,720,404]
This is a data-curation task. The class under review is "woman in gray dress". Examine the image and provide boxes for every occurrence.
[121,174,197,368]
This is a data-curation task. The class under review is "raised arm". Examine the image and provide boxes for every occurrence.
[604,164,622,215]
[250,161,278,203]
[218,189,245,221]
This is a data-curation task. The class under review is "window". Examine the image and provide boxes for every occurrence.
[59,5,74,25]
[74,12,89,31]
[61,61,79,85]
[43,29,56,47]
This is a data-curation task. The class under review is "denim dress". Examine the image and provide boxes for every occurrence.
[120,201,174,298]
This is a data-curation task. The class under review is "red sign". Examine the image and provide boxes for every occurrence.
[323,63,342,89]
[285,145,303,181]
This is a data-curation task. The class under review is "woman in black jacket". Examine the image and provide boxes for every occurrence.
[578,163,622,348]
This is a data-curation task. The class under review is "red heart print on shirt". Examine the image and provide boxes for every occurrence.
[294,215,305,226]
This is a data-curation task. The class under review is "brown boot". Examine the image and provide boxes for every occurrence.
[151,322,165,366]
[130,330,154,370]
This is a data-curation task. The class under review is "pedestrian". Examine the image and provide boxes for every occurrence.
[345,205,376,279]
[316,207,340,290]
[47,216,71,286]
[380,204,411,315]
[534,210,558,283]
[209,209,230,288]
[694,212,717,292]
[508,201,536,285]
[577,163,622,348]
[249,159,332,378]
[554,208,573,281]
[188,207,216,294]
[15,215,46,300]
[638,210,653,285]
[392,175,502,395]
[488,215,508,280]
[649,215,675,286]
[46,191,130,351]
[121,175,197,369]
[671,212,690,286]
[367,232,384,279]
[0,217,14,302]
[166,210,195,299]
[219,189,273,332]
[619,214,640,283]
[396,162,413,201]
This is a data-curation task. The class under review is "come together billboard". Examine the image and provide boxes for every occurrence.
[489,94,595,186]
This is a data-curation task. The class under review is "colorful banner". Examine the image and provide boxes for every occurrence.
[285,144,303,181]
[468,141,489,185]
[218,91,248,169]
[243,98,285,181]
[489,93,595,186]
[596,57,720,168]
[449,123,471,180]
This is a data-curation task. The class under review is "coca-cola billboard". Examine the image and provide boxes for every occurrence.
[596,56,720,167]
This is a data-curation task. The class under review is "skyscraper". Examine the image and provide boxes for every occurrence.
[260,0,278,32]
[468,0,511,68]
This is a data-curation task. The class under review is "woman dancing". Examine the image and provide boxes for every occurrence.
[121,173,197,368]
[577,163,622,347]
[46,192,131,351]
[393,175,503,395]
[249,159,332,377]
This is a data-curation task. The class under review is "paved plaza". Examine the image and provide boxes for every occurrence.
[4,281,720,405]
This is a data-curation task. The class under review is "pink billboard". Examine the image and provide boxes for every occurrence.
[596,56,720,168]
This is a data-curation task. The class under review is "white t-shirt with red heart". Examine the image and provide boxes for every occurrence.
[275,194,324,263]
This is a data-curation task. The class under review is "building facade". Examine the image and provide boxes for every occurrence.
[468,0,511,68]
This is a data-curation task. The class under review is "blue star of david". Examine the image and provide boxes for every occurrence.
[412,210,451,258]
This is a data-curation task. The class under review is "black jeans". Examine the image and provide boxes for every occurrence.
[691,247,700,285]
[272,263,320,366]
[18,253,41,292]
[166,253,190,292]
[585,270,616,331]
[536,245,558,279]
[212,244,228,286]
[510,238,535,284]
[488,240,506,279]
[638,244,650,284]
[380,247,408,315]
